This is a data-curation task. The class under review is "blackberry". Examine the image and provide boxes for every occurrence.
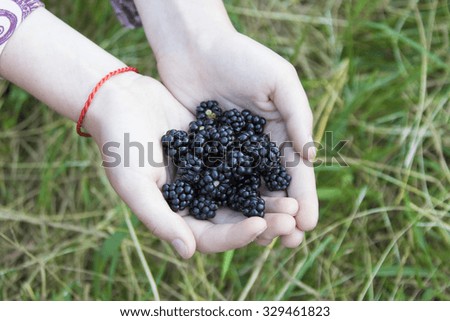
[215,125,235,154]
[241,133,270,159]
[235,185,265,217]
[190,196,218,220]
[189,119,215,134]
[161,129,189,160]
[226,187,239,210]
[220,109,245,133]
[196,100,222,121]
[197,168,231,205]
[235,130,255,145]
[242,109,266,134]
[191,126,222,163]
[162,180,194,211]
[263,166,291,191]
[177,153,203,183]
[239,174,261,191]
[190,131,208,157]
[242,135,281,173]
[241,195,265,217]
[258,141,281,173]
[236,184,258,199]
[227,150,254,178]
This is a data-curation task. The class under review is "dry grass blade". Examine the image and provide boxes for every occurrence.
[123,207,160,301]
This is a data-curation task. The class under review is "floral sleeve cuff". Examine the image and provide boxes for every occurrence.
[109,0,142,29]
[0,0,44,57]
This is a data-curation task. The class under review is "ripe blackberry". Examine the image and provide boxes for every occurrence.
[161,129,189,160]
[263,166,291,191]
[242,109,267,134]
[236,184,258,198]
[258,141,281,173]
[227,185,254,211]
[235,185,265,217]
[190,196,218,220]
[196,100,222,121]
[235,130,255,145]
[227,150,254,178]
[162,180,194,211]
[190,131,207,156]
[241,195,265,217]
[197,168,231,205]
[220,109,245,133]
[177,153,203,183]
[191,131,220,166]
[215,125,235,154]
[189,119,215,134]
[239,174,261,191]
[226,186,239,210]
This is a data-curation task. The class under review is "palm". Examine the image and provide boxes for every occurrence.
[156,32,319,246]
[92,77,270,256]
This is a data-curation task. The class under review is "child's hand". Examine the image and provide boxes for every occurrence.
[85,75,298,257]
[153,31,318,247]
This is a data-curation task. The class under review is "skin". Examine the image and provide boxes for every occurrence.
[135,0,319,247]
[0,7,305,258]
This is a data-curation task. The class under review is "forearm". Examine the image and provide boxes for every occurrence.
[133,0,235,58]
[0,8,133,126]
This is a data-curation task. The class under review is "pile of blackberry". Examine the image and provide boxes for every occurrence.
[161,100,291,220]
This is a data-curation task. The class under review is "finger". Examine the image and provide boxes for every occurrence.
[280,228,305,248]
[184,216,267,253]
[272,65,316,161]
[111,171,196,259]
[255,213,296,243]
[285,149,319,231]
[262,196,298,216]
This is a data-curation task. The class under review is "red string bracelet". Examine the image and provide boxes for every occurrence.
[76,66,138,137]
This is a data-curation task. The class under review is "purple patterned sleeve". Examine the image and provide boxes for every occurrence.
[109,0,142,29]
[0,0,44,56]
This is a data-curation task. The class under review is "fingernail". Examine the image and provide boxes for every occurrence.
[172,238,188,258]
[308,135,316,161]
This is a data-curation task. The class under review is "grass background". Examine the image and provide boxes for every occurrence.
[0,0,449,300]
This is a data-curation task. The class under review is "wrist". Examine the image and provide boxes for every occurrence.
[134,0,236,58]
[82,71,142,138]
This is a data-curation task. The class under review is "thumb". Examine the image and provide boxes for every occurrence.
[272,64,316,161]
[112,173,196,259]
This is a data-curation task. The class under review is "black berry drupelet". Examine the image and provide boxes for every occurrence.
[190,196,219,220]
[162,180,194,211]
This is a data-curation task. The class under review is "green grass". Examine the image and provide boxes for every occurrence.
[0,0,449,300]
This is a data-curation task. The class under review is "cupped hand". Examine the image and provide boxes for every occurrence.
[84,74,297,258]
[155,31,319,247]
